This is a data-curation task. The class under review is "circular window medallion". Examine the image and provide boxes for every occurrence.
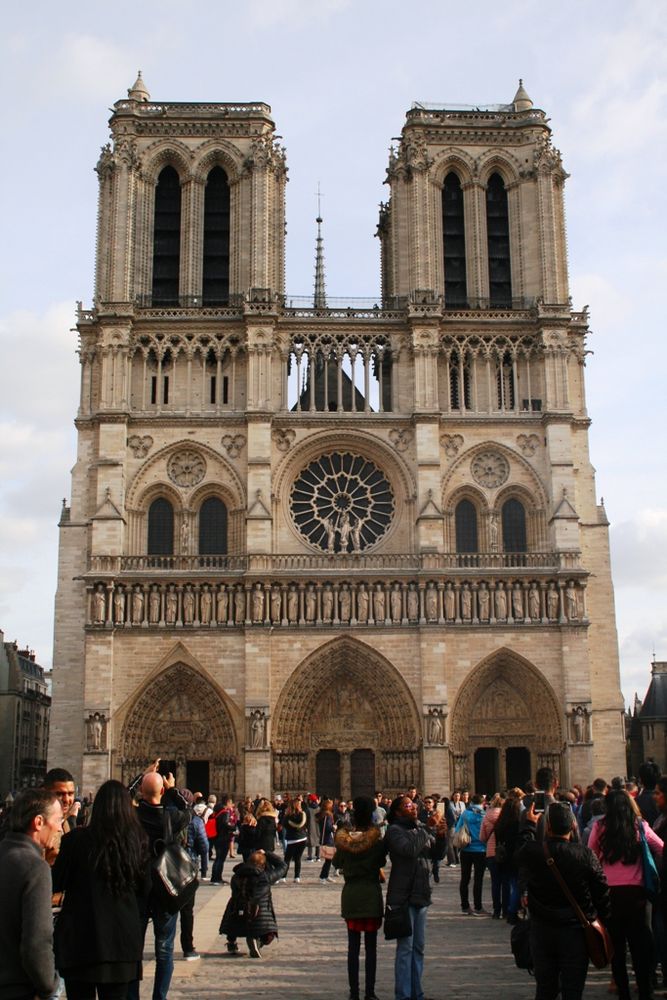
[290,452,395,553]
[471,450,509,489]
[167,450,207,488]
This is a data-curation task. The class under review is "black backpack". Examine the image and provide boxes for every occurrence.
[151,808,198,914]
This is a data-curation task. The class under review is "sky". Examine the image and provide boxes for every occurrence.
[0,1,665,710]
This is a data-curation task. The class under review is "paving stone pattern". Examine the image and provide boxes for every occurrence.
[143,860,617,999]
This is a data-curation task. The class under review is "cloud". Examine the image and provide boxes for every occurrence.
[245,0,352,29]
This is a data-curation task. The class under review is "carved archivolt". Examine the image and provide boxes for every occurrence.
[118,661,237,764]
[449,649,563,754]
[272,638,421,754]
[126,439,246,512]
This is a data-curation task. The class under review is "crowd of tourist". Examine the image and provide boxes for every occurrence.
[1,761,667,1000]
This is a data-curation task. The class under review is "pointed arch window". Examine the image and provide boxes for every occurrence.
[502,498,527,552]
[497,351,516,410]
[198,497,228,554]
[455,499,478,553]
[486,173,511,308]
[152,166,181,305]
[443,172,467,308]
[147,498,174,555]
[450,354,471,410]
[203,167,230,305]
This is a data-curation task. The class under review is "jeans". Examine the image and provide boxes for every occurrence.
[459,851,486,911]
[530,917,589,1000]
[486,857,508,916]
[127,905,178,1000]
[179,894,195,953]
[608,885,654,1000]
[284,841,306,878]
[211,837,228,882]
[319,856,332,879]
[394,904,427,1000]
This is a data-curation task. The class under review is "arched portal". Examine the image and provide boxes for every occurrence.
[272,638,422,798]
[117,662,238,795]
[449,649,564,794]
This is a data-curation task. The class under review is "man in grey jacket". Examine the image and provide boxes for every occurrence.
[0,787,63,1000]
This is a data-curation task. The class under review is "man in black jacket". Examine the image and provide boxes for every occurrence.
[386,794,446,1000]
[127,770,189,1000]
[516,800,610,1000]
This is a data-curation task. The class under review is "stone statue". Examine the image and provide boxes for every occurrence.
[149,585,161,624]
[165,586,177,624]
[528,584,540,621]
[217,584,228,624]
[566,583,578,620]
[305,585,316,622]
[425,583,437,622]
[390,583,402,622]
[270,585,282,622]
[183,585,195,624]
[324,516,336,553]
[547,583,559,620]
[461,585,471,620]
[131,586,144,625]
[350,518,362,552]
[478,584,489,622]
[250,710,266,749]
[93,585,106,624]
[339,584,351,622]
[322,584,333,622]
[287,585,298,623]
[357,584,369,623]
[86,712,106,751]
[339,511,351,551]
[489,513,499,551]
[234,587,246,624]
[444,584,455,621]
[113,588,125,624]
[427,708,444,745]
[495,585,507,620]
[571,705,588,743]
[252,583,264,622]
[181,519,189,555]
[200,585,212,624]
[407,584,419,622]
[512,585,524,620]
[373,583,385,622]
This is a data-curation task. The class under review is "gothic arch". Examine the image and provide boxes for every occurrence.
[477,150,521,187]
[192,140,245,185]
[449,647,564,773]
[116,659,239,786]
[273,637,421,753]
[442,440,548,509]
[126,439,246,512]
[430,147,476,188]
[142,140,193,185]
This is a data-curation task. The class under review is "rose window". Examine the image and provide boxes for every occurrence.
[290,452,394,552]
[167,449,206,488]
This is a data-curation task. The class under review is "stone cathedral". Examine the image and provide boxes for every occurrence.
[50,75,626,799]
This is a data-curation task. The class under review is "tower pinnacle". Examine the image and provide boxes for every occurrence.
[512,78,533,112]
[313,183,327,309]
[128,71,150,102]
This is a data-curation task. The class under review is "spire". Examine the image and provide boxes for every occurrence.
[313,184,327,309]
[128,71,150,102]
[512,78,533,112]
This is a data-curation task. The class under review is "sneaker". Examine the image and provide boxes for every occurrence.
[246,937,262,959]
[183,951,200,961]
[226,941,240,955]
[461,907,471,915]
[471,908,487,916]
[294,877,301,883]
[319,877,329,883]
[326,876,336,882]
[200,875,210,882]
[277,877,286,883]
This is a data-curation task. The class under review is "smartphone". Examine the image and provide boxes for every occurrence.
[533,792,546,813]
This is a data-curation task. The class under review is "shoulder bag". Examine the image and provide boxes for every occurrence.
[638,820,660,903]
[543,841,613,969]
[384,860,416,940]
[320,816,335,860]
[451,820,471,850]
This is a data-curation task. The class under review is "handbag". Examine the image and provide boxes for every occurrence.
[384,901,412,940]
[638,820,660,903]
[151,810,198,915]
[543,842,613,969]
[510,911,533,974]
[451,821,471,849]
[320,815,335,860]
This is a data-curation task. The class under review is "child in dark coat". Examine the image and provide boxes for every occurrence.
[219,849,287,958]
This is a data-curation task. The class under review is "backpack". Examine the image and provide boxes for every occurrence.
[151,808,198,914]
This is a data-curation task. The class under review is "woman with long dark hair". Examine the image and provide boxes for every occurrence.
[52,780,149,1000]
[493,791,523,924]
[589,788,663,1000]
[333,796,386,1000]
[283,796,308,883]
[317,797,336,883]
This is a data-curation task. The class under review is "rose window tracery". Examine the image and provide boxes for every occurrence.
[290,451,394,552]
[471,450,509,489]
[167,449,206,488]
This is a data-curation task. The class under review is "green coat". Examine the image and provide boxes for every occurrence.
[332,826,386,920]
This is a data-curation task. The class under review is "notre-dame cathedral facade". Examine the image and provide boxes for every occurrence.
[49,75,626,798]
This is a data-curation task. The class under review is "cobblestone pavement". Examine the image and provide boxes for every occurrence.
[142,860,621,999]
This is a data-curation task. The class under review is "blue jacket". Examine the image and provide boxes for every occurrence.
[455,805,486,853]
